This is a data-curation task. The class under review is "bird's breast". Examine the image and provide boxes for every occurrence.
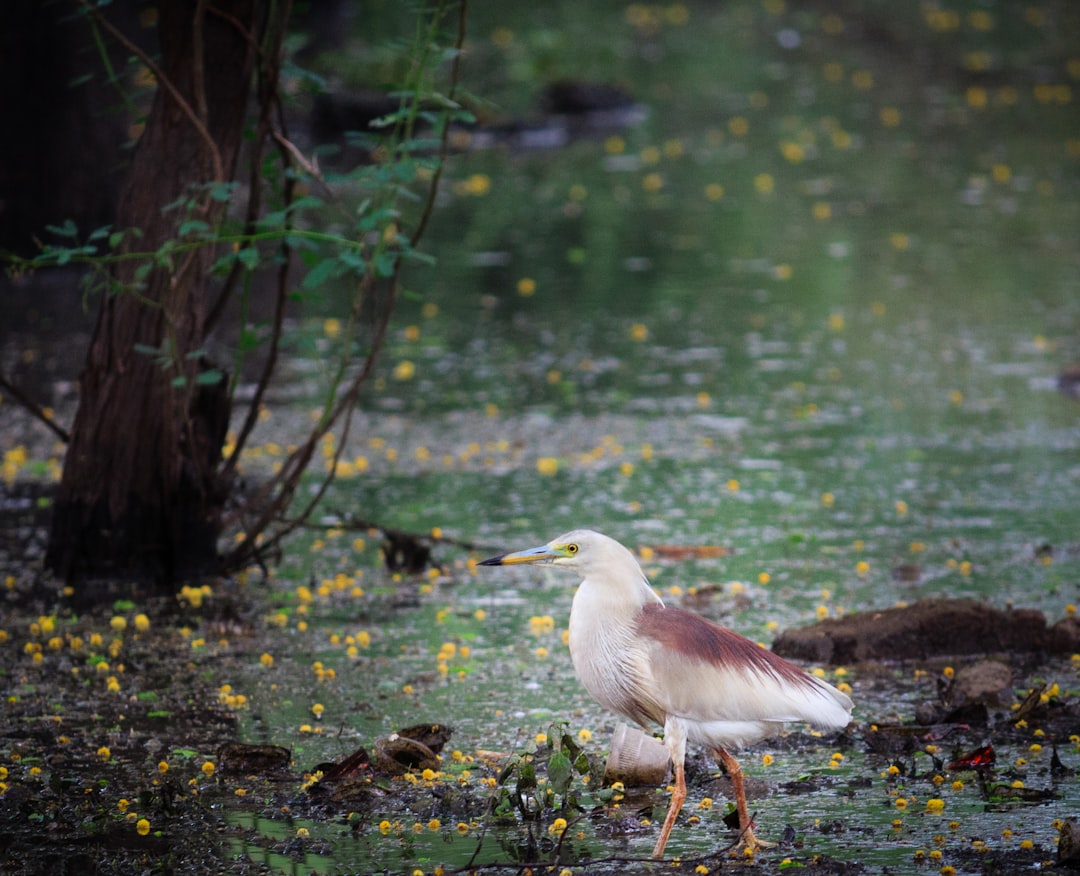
[568,591,659,727]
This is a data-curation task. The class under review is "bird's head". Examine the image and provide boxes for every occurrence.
[479,529,647,584]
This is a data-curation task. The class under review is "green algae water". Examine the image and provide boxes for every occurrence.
[3,1,1080,873]
[216,2,1080,871]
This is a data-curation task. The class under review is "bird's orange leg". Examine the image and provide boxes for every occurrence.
[652,757,686,858]
[716,747,774,852]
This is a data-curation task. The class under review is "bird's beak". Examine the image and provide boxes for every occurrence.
[479,544,560,566]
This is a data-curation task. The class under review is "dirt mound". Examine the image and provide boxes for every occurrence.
[773,598,1080,665]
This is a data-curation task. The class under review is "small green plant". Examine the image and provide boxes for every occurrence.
[490,721,599,824]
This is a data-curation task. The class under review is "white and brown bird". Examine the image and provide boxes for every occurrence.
[480,529,853,857]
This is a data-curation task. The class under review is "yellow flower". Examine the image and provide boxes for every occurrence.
[642,172,663,192]
[529,615,555,634]
[466,174,491,195]
[136,818,150,836]
[201,761,216,777]
[97,746,111,761]
[260,653,274,667]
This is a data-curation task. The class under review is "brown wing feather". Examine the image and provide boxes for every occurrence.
[635,603,847,728]
[638,604,810,685]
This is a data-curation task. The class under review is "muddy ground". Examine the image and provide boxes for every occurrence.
[1,483,1079,874]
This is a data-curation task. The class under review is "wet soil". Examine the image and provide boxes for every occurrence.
[774,598,1080,665]
[2,486,1078,875]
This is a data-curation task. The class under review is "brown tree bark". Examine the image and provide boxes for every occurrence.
[46,1,261,589]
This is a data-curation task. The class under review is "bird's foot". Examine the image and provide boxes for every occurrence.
[734,825,776,856]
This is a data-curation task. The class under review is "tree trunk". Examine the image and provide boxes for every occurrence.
[47,0,260,590]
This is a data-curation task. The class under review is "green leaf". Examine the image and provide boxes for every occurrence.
[285,232,316,251]
[496,756,519,786]
[338,249,368,270]
[238,327,262,352]
[162,194,190,213]
[259,209,287,230]
[196,369,224,386]
[207,181,237,202]
[515,760,537,793]
[289,195,325,213]
[179,219,211,237]
[236,247,261,270]
[547,751,573,797]
[301,257,346,290]
[373,251,398,277]
[45,219,79,238]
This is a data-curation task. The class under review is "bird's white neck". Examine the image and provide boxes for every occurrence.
[566,549,663,722]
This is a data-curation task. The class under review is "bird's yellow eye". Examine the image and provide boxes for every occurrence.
[566,543,579,555]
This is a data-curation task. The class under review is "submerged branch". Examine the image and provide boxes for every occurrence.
[0,371,70,443]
